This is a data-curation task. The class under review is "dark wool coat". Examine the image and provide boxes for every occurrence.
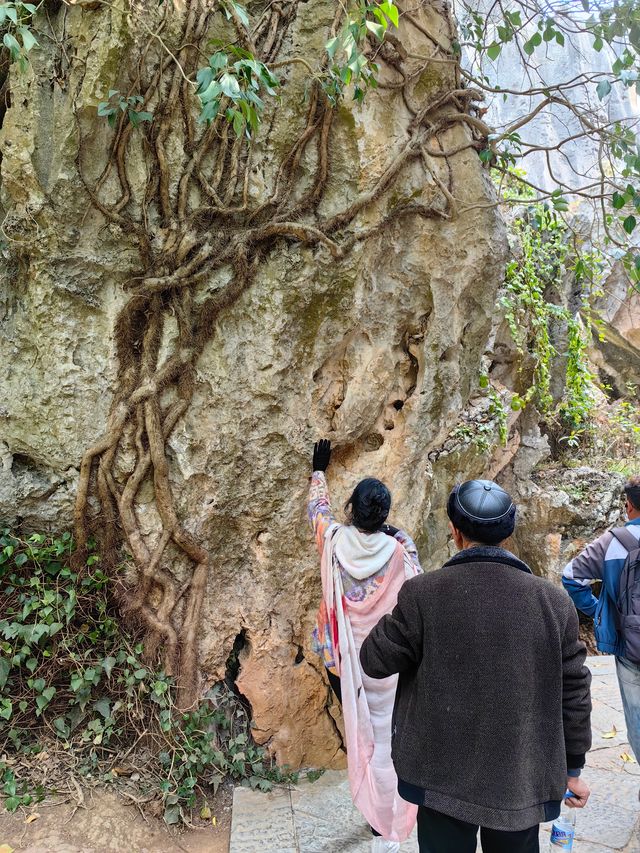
[360,547,592,831]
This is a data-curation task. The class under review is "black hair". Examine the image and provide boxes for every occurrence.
[624,475,640,512]
[345,478,391,533]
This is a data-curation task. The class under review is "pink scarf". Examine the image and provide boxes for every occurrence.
[321,524,418,842]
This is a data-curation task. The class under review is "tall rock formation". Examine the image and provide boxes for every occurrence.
[0,1,507,766]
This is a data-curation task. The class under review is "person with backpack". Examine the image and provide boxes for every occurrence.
[360,479,592,853]
[308,439,422,852]
[562,474,640,762]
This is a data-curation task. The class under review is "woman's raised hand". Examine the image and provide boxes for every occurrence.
[312,439,332,472]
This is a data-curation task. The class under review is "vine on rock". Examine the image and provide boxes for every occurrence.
[65,0,483,709]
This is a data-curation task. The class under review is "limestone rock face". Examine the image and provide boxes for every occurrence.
[499,465,626,583]
[0,2,507,765]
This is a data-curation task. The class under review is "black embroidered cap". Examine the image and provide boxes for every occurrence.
[447,479,516,545]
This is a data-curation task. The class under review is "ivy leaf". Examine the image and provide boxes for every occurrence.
[366,20,385,41]
[35,686,55,712]
[612,191,627,209]
[53,717,70,739]
[199,80,222,103]
[379,1,399,28]
[596,79,612,100]
[232,110,245,137]
[555,31,565,47]
[219,72,241,100]
[325,36,339,61]
[18,26,37,53]
[209,52,228,72]
[0,657,10,689]
[200,99,220,123]
[101,656,116,677]
[487,42,501,60]
[94,697,111,719]
[224,0,249,28]
[623,214,637,234]
[164,803,181,825]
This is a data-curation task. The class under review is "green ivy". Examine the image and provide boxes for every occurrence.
[0,1,38,71]
[196,45,279,137]
[97,91,153,129]
[0,532,304,823]
[323,0,399,104]
[501,206,568,414]
[495,204,600,444]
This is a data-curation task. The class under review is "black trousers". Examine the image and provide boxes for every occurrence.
[326,669,381,838]
[417,806,540,853]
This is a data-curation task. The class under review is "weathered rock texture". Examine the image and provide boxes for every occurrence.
[0,1,507,766]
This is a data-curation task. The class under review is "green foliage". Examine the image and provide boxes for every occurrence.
[0,532,301,823]
[97,91,153,129]
[0,763,39,812]
[502,206,568,414]
[323,0,399,104]
[605,399,640,453]
[492,166,536,202]
[487,383,509,446]
[220,0,249,29]
[0,1,38,71]
[196,45,279,137]
[499,205,599,442]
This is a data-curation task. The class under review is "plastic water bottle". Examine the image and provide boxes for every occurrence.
[549,794,576,849]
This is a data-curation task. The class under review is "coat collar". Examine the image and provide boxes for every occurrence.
[444,545,532,574]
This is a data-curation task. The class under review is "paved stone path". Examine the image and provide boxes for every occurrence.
[230,656,639,852]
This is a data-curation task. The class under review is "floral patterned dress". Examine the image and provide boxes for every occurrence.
[308,471,422,675]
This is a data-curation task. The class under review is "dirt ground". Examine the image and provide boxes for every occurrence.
[0,786,231,853]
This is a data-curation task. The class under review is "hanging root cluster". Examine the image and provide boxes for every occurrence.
[71,0,491,708]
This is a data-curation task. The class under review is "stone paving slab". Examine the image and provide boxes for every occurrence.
[230,785,298,853]
[230,656,639,852]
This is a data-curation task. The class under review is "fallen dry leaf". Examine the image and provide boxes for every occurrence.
[621,753,636,763]
[601,725,618,739]
[0,844,15,853]
[24,813,40,824]
[200,804,212,820]
[212,815,217,827]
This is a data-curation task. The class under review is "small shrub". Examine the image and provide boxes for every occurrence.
[0,531,297,823]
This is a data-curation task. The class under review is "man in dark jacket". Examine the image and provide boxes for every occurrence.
[360,479,592,853]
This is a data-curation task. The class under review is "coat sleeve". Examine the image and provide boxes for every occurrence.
[562,531,611,618]
[560,599,592,769]
[359,578,424,678]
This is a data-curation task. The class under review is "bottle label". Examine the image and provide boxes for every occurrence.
[550,824,574,848]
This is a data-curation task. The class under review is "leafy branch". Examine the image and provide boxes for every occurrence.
[324,0,399,104]
[0,1,39,71]
[196,45,279,137]
[97,90,153,129]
